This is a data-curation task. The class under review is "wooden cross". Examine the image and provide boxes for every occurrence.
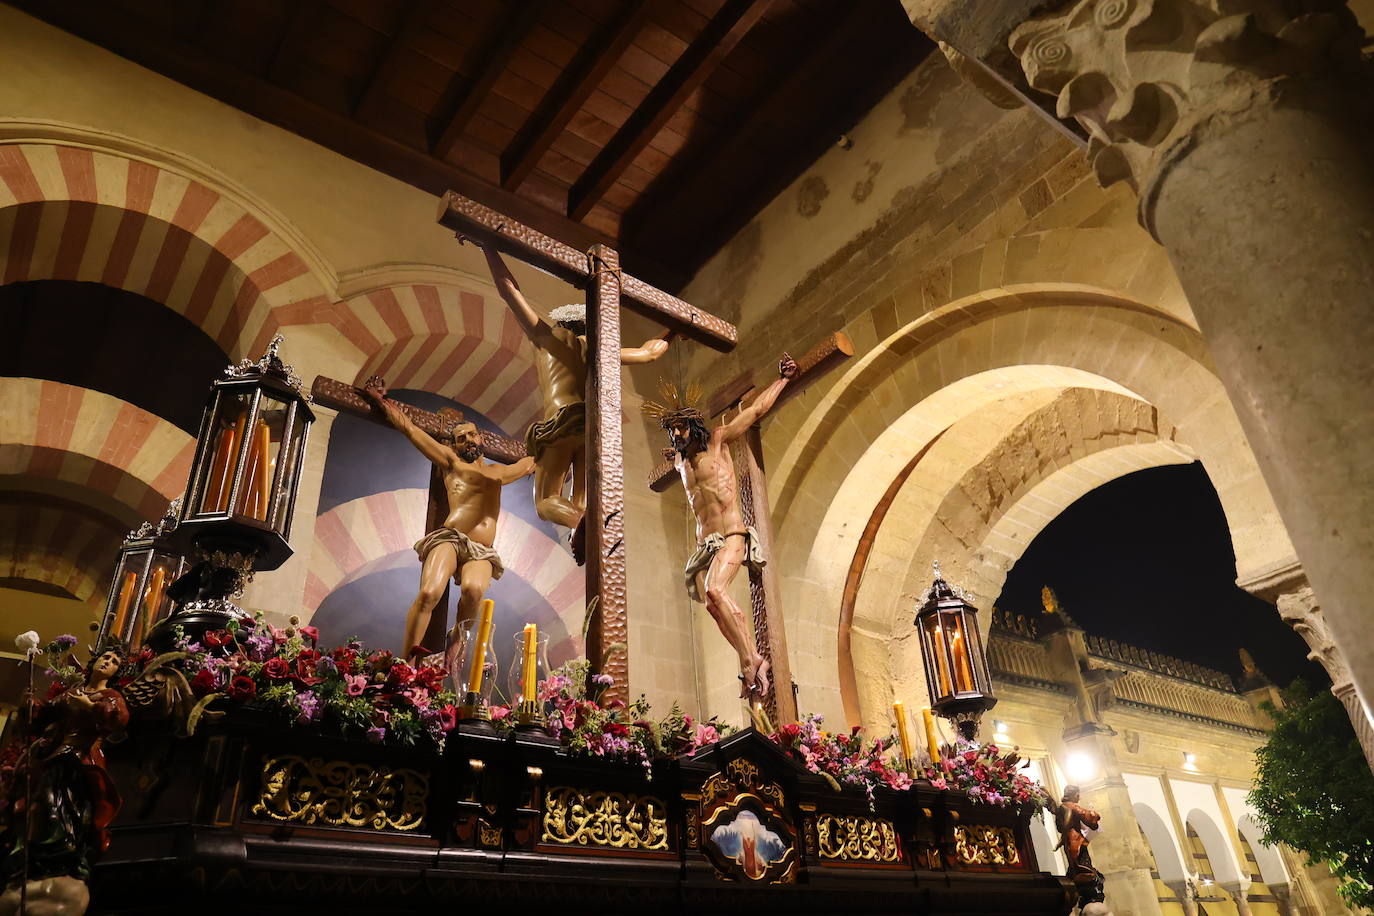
[648,332,854,725]
[436,191,738,704]
[311,376,527,651]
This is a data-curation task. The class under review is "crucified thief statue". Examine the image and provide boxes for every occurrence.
[362,378,535,663]
[647,355,798,697]
[477,243,670,562]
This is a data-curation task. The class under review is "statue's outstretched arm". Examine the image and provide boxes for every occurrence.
[481,245,551,343]
[717,353,799,442]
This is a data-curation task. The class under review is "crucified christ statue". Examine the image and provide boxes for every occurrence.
[648,354,798,698]
[477,243,670,562]
[361,377,535,663]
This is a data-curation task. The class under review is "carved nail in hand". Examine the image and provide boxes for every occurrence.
[363,375,388,402]
[779,353,799,380]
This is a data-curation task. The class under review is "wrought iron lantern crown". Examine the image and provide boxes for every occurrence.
[915,561,997,741]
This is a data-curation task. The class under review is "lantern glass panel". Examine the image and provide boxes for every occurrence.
[195,390,255,516]
[233,394,288,523]
[922,613,953,700]
[270,404,306,535]
[945,609,977,694]
[106,548,151,644]
[126,554,183,645]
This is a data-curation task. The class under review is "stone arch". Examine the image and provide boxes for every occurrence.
[1134,802,1189,885]
[303,489,583,646]
[769,287,1293,724]
[0,378,193,522]
[331,279,542,435]
[0,503,115,606]
[0,141,333,360]
[1185,808,1245,887]
[1236,814,1287,887]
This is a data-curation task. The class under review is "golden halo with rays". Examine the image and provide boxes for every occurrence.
[642,377,705,426]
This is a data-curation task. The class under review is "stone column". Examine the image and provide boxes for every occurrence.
[1270,885,1299,916]
[1275,584,1374,770]
[1006,0,1374,746]
[1224,884,1254,916]
[1165,881,1199,916]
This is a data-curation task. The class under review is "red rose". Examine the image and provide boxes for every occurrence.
[387,661,415,687]
[191,669,218,697]
[439,705,457,731]
[604,722,629,738]
[45,681,67,701]
[204,629,232,648]
[263,657,291,679]
[296,648,320,664]
[331,648,356,674]
[414,666,444,692]
[294,656,321,686]
[228,675,257,701]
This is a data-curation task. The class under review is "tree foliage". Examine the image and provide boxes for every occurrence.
[1248,680,1374,909]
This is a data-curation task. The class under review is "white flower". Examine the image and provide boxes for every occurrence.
[14,630,41,659]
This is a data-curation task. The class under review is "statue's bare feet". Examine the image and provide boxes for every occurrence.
[569,516,587,567]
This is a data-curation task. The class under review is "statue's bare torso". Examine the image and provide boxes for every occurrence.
[534,325,587,414]
[440,458,508,545]
[675,433,745,541]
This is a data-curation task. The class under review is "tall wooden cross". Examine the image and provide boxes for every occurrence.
[434,191,737,705]
[647,332,853,725]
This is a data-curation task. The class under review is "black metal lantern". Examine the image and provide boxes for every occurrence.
[915,562,997,741]
[152,335,314,644]
[97,500,187,650]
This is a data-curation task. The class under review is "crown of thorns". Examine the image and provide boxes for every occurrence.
[642,378,705,427]
[549,303,586,324]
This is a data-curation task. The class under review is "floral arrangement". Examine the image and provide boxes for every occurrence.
[919,740,1047,810]
[122,615,460,749]
[488,658,732,775]
[772,714,913,802]
[770,714,1045,811]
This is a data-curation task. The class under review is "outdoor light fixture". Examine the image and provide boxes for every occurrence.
[1065,751,1098,783]
[97,500,187,649]
[150,335,314,646]
[915,561,997,741]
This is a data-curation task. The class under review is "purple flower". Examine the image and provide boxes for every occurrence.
[593,673,614,687]
[366,725,386,744]
[54,634,78,649]
[295,691,321,725]
[244,629,274,662]
[316,656,337,676]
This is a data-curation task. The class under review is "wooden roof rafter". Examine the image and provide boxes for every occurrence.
[566,0,779,222]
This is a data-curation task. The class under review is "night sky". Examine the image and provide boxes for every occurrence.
[995,462,1326,690]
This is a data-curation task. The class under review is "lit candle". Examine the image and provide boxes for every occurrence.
[112,570,138,638]
[951,619,975,693]
[929,620,953,697]
[521,623,538,701]
[921,706,942,763]
[139,565,168,643]
[253,419,272,521]
[467,599,495,695]
[204,414,244,512]
[893,700,914,768]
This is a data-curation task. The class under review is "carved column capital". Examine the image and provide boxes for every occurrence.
[1008,0,1370,232]
[1275,585,1351,686]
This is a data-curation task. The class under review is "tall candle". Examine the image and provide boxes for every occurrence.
[139,565,168,643]
[467,599,495,695]
[893,700,914,768]
[204,414,244,512]
[921,706,942,763]
[254,419,272,521]
[112,570,138,638]
[951,621,975,693]
[521,623,538,701]
[928,619,953,697]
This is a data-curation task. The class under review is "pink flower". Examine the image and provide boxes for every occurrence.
[345,673,367,696]
[693,723,719,746]
[405,687,430,708]
[490,705,512,723]
[930,777,948,790]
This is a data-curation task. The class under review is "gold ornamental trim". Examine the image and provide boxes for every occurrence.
[815,813,901,863]
[703,757,785,809]
[250,754,427,832]
[541,786,669,851]
[954,824,1022,866]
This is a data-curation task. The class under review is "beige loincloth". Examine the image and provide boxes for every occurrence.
[524,402,586,458]
[684,527,765,603]
[414,528,505,581]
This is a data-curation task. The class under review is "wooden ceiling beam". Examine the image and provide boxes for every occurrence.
[627,2,880,246]
[428,0,550,161]
[500,0,654,192]
[566,0,777,222]
[353,0,428,120]
[266,0,322,84]
[12,0,687,289]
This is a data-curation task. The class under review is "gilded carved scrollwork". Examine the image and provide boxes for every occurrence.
[541,787,669,851]
[953,825,1022,866]
[703,758,785,810]
[814,814,901,863]
[250,755,427,832]
[1008,0,1369,227]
